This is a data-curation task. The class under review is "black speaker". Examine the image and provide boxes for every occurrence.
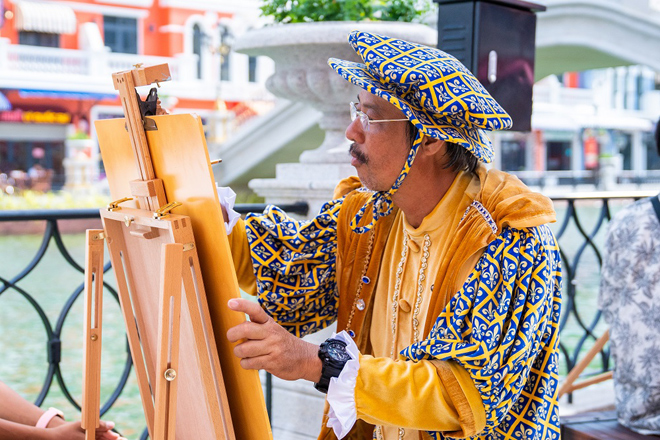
[434,0,546,132]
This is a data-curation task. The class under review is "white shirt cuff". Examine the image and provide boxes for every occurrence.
[216,184,241,234]
[326,330,360,439]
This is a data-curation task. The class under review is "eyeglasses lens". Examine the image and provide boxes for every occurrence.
[349,102,370,131]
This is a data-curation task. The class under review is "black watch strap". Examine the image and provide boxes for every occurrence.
[314,338,351,394]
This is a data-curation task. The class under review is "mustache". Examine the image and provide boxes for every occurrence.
[349,143,368,165]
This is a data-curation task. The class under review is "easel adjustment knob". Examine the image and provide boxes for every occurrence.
[164,368,177,381]
[154,202,182,220]
[107,197,133,211]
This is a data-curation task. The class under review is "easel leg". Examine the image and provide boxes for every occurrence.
[82,230,105,440]
[154,244,184,440]
[181,256,235,440]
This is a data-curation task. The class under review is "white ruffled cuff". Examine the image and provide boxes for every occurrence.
[326,330,361,439]
[216,184,241,234]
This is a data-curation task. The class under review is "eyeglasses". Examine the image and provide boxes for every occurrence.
[350,102,408,131]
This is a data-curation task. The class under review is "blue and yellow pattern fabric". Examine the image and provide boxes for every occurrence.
[245,200,342,336]
[403,225,562,440]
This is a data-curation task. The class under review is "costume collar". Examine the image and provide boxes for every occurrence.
[403,169,473,237]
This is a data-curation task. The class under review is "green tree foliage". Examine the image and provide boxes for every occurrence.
[260,0,434,23]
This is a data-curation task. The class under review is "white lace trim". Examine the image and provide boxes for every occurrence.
[326,330,360,439]
[460,200,498,234]
[216,184,241,234]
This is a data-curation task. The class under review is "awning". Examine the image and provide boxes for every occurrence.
[14,1,77,35]
[18,89,117,101]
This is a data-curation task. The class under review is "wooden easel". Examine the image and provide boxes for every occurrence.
[82,65,272,439]
[558,329,612,398]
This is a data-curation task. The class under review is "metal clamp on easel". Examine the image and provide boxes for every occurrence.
[154,201,182,220]
[107,197,133,211]
[135,87,159,131]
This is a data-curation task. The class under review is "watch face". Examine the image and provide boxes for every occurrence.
[326,340,351,362]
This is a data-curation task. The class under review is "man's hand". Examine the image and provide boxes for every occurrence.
[227,298,322,383]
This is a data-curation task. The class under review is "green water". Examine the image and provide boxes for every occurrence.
[0,232,145,438]
[552,199,633,375]
[0,200,637,436]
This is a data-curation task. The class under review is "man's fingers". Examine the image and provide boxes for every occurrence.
[233,339,272,360]
[226,320,270,343]
[228,298,269,324]
[239,354,271,372]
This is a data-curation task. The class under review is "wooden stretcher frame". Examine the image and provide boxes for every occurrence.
[558,329,613,398]
[81,64,272,440]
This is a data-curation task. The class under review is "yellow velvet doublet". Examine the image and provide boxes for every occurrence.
[363,170,482,439]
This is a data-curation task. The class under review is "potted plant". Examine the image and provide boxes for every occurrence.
[234,0,437,162]
[260,0,433,23]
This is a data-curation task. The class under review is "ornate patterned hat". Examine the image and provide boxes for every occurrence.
[329,30,513,163]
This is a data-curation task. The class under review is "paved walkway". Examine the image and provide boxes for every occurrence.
[559,380,617,417]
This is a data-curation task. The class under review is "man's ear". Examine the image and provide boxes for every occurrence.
[420,136,445,156]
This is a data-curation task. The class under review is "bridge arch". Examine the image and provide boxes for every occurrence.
[535,0,660,78]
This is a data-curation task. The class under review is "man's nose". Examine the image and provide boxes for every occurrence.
[345,117,365,144]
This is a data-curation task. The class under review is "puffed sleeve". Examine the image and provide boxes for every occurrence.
[244,198,344,337]
[402,224,562,439]
[226,217,258,296]
[325,333,486,439]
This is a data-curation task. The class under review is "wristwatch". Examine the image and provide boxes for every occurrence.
[314,337,351,394]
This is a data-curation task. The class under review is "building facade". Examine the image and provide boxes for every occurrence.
[495,66,660,192]
[0,0,274,191]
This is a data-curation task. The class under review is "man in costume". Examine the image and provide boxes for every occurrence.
[599,118,660,435]
[223,31,562,440]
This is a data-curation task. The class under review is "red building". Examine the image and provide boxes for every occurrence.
[0,0,272,190]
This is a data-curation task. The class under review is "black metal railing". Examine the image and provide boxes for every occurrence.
[0,203,307,439]
[0,193,654,429]
[551,191,657,402]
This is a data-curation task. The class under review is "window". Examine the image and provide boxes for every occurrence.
[501,139,526,171]
[248,56,258,83]
[612,131,632,170]
[546,141,572,171]
[103,16,137,54]
[220,54,231,81]
[219,26,232,82]
[19,32,59,47]
[645,131,660,170]
[193,24,202,79]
